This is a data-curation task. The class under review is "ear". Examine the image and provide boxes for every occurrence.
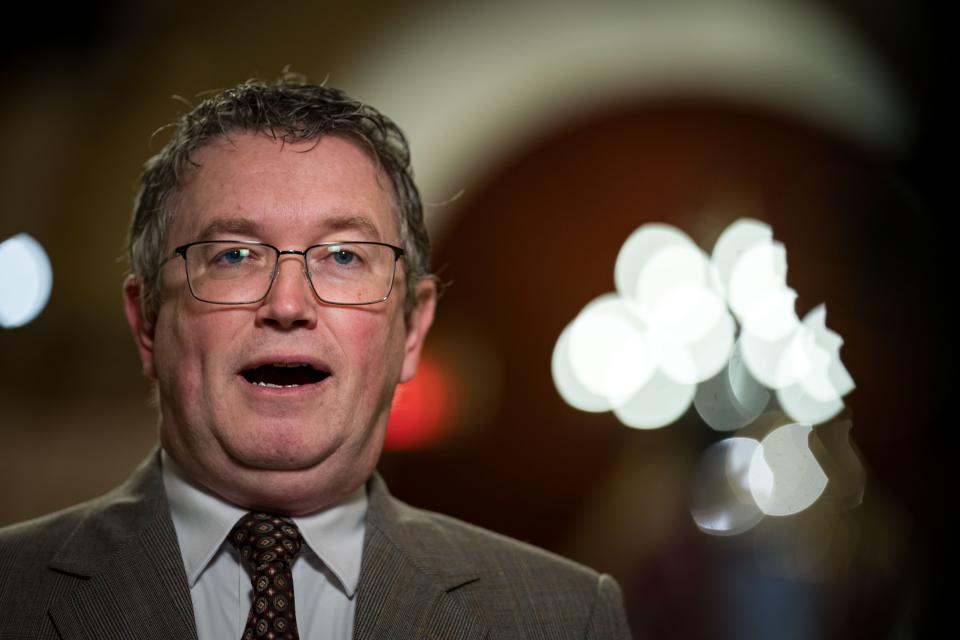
[123,275,158,380]
[399,279,437,383]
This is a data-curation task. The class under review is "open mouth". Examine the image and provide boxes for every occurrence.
[241,363,330,388]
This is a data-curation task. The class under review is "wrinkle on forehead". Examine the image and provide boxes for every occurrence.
[169,134,399,247]
[194,215,383,243]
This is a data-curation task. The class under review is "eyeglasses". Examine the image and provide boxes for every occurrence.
[165,240,404,306]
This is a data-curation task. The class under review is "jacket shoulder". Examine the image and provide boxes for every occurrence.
[0,499,103,637]
[397,501,600,582]
[369,488,632,638]
[0,500,96,576]
[0,454,166,637]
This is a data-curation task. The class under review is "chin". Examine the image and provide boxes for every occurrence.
[218,434,376,506]
[234,449,326,471]
[224,430,340,471]
[228,461,368,516]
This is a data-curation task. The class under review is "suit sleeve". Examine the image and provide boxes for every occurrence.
[585,574,633,639]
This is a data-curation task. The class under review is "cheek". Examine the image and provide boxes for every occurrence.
[154,303,223,392]
[335,310,407,386]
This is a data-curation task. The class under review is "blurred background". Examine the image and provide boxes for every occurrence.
[0,0,944,637]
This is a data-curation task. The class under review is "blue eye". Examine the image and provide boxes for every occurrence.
[332,250,356,265]
[219,248,250,264]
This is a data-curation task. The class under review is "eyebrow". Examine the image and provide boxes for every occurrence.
[323,215,383,241]
[196,217,264,239]
[195,214,383,242]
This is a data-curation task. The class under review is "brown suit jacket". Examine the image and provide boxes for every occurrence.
[0,452,632,639]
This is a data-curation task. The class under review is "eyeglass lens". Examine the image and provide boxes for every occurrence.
[184,242,397,305]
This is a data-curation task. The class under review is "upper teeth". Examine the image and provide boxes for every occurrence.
[272,363,310,368]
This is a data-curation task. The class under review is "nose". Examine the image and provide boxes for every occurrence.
[255,254,319,330]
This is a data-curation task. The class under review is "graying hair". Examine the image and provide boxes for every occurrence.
[127,74,431,321]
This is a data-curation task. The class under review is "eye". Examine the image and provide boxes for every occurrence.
[332,249,356,266]
[215,247,251,265]
[308,244,372,275]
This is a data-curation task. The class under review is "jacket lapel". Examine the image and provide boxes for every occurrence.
[45,452,198,640]
[353,475,488,640]
[40,460,487,639]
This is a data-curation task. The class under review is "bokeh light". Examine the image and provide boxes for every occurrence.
[0,233,53,329]
[385,356,455,451]
[690,411,866,538]
[775,306,856,425]
[748,422,829,517]
[690,437,765,536]
[694,338,771,432]
[807,416,865,512]
[612,368,696,430]
[553,218,853,431]
[727,240,793,334]
[614,223,699,303]
[552,323,613,413]
[711,218,773,298]
[567,294,653,403]
[558,218,860,532]
[553,223,742,429]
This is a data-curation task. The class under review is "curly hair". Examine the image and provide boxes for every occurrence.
[127,74,431,321]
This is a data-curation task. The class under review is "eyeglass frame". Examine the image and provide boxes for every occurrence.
[160,239,406,306]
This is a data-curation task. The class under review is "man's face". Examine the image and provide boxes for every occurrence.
[124,133,435,514]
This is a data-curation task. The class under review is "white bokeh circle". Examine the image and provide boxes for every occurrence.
[748,422,828,516]
[0,234,53,329]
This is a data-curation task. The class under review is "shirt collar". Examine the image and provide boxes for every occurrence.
[160,449,367,597]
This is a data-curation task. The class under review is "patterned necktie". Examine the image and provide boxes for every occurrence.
[229,512,303,640]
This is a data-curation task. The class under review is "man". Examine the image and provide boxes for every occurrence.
[0,77,632,639]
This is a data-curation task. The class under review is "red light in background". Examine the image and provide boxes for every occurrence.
[385,356,455,450]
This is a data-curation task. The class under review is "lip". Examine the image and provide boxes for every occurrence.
[238,376,330,397]
[237,354,333,397]
[238,354,332,373]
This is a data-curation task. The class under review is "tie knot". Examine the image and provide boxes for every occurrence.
[229,512,303,571]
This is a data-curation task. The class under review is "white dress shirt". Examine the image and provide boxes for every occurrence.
[161,451,367,640]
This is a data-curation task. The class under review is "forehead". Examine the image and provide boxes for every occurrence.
[169,133,398,246]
